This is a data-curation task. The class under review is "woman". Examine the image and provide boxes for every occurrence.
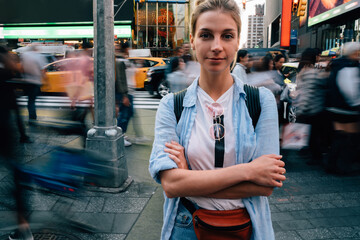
[149,0,286,239]
[273,54,286,86]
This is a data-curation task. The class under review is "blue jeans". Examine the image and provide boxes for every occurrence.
[24,85,40,120]
[116,94,134,133]
[170,201,197,240]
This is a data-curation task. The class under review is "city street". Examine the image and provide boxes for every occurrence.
[0,105,359,240]
[1,0,360,239]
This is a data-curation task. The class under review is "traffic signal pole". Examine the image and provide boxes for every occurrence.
[86,0,132,191]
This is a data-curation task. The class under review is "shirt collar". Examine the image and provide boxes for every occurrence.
[183,74,246,108]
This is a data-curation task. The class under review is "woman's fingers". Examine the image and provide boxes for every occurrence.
[165,141,184,152]
[275,173,286,182]
[272,180,283,188]
[277,160,285,167]
[265,154,283,160]
[164,148,180,156]
[168,154,179,163]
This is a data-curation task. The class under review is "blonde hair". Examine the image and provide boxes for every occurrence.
[191,0,241,37]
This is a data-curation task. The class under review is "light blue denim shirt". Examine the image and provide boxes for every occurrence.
[149,75,279,240]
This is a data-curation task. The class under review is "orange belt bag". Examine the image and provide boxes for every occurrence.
[181,198,252,240]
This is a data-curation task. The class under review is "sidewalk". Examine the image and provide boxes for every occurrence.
[0,108,359,240]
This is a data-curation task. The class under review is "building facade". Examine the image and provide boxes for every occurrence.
[264,0,360,54]
[305,0,360,53]
[134,0,190,57]
[247,4,264,48]
[263,0,282,49]
[0,0,134,50]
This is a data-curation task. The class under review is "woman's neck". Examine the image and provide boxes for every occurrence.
[198,68,234,101]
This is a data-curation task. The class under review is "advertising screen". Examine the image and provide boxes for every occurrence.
[0,0,134,25]
[308,0,360,26]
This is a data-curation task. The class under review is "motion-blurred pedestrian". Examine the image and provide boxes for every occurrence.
[167,57,190,93]
[325,42,360,174]
[293,48,331,165]
[181,42,193,63]
[0,45,33,240]
[20,44,47,122]
[232,49,248,82]
[247,53,282,96]
[115,42,150,146]
[174,46,184,57]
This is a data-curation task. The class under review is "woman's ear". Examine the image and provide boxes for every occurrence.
[190,34,195,51]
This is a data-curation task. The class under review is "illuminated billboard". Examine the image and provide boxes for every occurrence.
[308,0,360,26]
[0,26,131,39]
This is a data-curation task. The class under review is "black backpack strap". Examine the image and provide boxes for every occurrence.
[173,85,261,128]
[173,89,187,123]
[243,84,261,128]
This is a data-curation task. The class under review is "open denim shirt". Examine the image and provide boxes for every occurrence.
[149,75,279,240]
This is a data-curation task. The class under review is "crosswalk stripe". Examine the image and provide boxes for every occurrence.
[17,92,160,109]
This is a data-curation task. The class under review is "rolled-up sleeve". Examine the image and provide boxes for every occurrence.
[254,87,280,157]
[149,94,179,184]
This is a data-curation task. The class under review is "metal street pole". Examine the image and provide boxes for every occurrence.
[86,0,131,191]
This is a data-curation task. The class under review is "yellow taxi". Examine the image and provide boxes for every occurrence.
[127,57,168,89]
[41,57,92,93]
[41,57,167,93]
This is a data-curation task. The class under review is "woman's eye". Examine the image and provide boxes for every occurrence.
[200,33,211,39]
[223,34,234,39]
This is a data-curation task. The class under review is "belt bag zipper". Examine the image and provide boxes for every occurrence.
[194,216,251,231]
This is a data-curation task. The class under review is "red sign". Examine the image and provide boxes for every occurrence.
[280,0,292,47]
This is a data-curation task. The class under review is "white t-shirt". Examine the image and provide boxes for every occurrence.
[187,84,245,210]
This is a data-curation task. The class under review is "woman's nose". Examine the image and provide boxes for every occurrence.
[211,37,223,53]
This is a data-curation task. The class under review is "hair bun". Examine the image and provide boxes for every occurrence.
[195,0,206,6]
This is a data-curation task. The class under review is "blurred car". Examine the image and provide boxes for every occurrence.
[243,48,289,61]
[144,65,169,98]
[41,57,168,94]
[41,57,91,94]
[127,57,168,89]
[145,60,200,98]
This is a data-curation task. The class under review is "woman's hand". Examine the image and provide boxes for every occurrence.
[248,154,286,188]
[164,141,189,170]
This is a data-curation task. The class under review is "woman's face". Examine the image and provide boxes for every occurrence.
[190,10,239,74]
[275,57,285,70]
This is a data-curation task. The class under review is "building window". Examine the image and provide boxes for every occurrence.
[135,0,189,57]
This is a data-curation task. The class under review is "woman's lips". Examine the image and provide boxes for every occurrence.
[207,57,225,63]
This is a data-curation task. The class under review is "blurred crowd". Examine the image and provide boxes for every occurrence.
[230,43,360,176]
[155,42,360,177]
[0,42,98,240]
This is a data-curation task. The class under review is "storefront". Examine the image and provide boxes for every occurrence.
[319,18,360,51]
[0,0,133,51]
[134,0,190,57]
[307,0,360,51]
